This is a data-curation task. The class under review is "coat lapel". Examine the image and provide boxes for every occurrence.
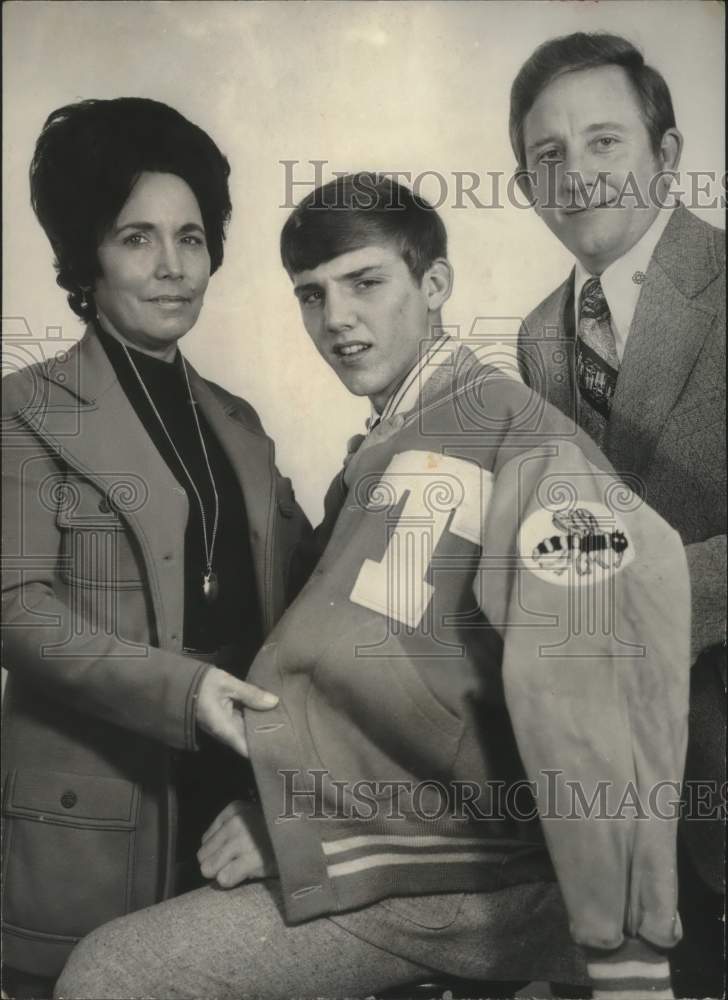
[20,329,188,639]
[544,277,576,418]
[605,206,721,475]
[184,365,277,632]
[522,276,576,419]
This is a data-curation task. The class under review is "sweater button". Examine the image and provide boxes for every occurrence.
[60,790,77,809]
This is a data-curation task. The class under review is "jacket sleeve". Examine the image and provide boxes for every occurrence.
[476,438,690,952]
[2,413,209,751]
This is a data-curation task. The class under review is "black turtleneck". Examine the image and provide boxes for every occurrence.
[96,323,261,660]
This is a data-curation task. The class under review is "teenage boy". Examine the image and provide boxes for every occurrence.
[57,175,690,1000]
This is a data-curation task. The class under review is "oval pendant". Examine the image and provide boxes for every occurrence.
[203,571,218,604]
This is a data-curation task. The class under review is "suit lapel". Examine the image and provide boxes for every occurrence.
[185,366,277,632]
[606,207,720,475]
[545,277,576,418]
[521,276,576,419]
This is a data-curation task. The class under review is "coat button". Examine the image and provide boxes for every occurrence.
[60,790,77,809]
[278,498,296,519]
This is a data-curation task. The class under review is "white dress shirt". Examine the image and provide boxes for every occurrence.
[573,207,675,361]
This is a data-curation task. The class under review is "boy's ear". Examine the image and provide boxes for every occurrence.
[423,258,453,311]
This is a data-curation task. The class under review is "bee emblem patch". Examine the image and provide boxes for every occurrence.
[519,503,633,585]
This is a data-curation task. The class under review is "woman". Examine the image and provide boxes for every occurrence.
[1,98,310,997]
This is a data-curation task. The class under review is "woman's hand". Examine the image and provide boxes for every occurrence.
[195,666,278,757]
[198,800,278,887]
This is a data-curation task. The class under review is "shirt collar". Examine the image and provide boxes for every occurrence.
[367,333,451,431]
[573,205,675,360]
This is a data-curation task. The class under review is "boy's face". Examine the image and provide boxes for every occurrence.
[292,242,435,413]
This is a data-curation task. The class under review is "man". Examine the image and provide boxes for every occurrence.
[511,33,726,999]
[57,176,690,1000]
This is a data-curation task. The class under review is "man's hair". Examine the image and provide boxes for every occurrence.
[30,97,232,322]
[280,173,447,282]
[509,32,676,168]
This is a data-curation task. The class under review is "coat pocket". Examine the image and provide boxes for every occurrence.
[377,891,465,929]
[2,768,140,939]
[55,477,145,590]
[305,619,464,799]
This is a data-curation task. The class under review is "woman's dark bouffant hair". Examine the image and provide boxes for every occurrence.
[30,97,232,322]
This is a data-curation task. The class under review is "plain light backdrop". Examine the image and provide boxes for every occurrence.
[3,0,725,521]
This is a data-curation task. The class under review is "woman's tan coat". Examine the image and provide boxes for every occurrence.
[1,327,311,975]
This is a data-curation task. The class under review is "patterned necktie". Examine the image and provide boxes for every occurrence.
[575,277,619,419]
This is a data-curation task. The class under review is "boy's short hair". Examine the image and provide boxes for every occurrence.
[280,172,447,281]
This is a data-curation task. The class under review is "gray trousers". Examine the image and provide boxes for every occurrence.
[54,879,587,999]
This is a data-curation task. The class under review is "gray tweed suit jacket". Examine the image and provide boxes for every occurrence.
[518,205,726,890]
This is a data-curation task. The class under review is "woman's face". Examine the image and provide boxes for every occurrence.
[94,171,211,360]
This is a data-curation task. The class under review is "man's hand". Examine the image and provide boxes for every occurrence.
[198,800,277,888]
[196,666,278,757]
[343,413,406,489]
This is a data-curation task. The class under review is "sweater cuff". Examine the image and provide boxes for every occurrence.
[586,937,673,998]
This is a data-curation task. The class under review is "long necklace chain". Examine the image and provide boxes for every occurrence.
[122,345,220,602]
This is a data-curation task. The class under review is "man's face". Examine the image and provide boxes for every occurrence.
[522,65,675,273]
[292,243,435,412]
